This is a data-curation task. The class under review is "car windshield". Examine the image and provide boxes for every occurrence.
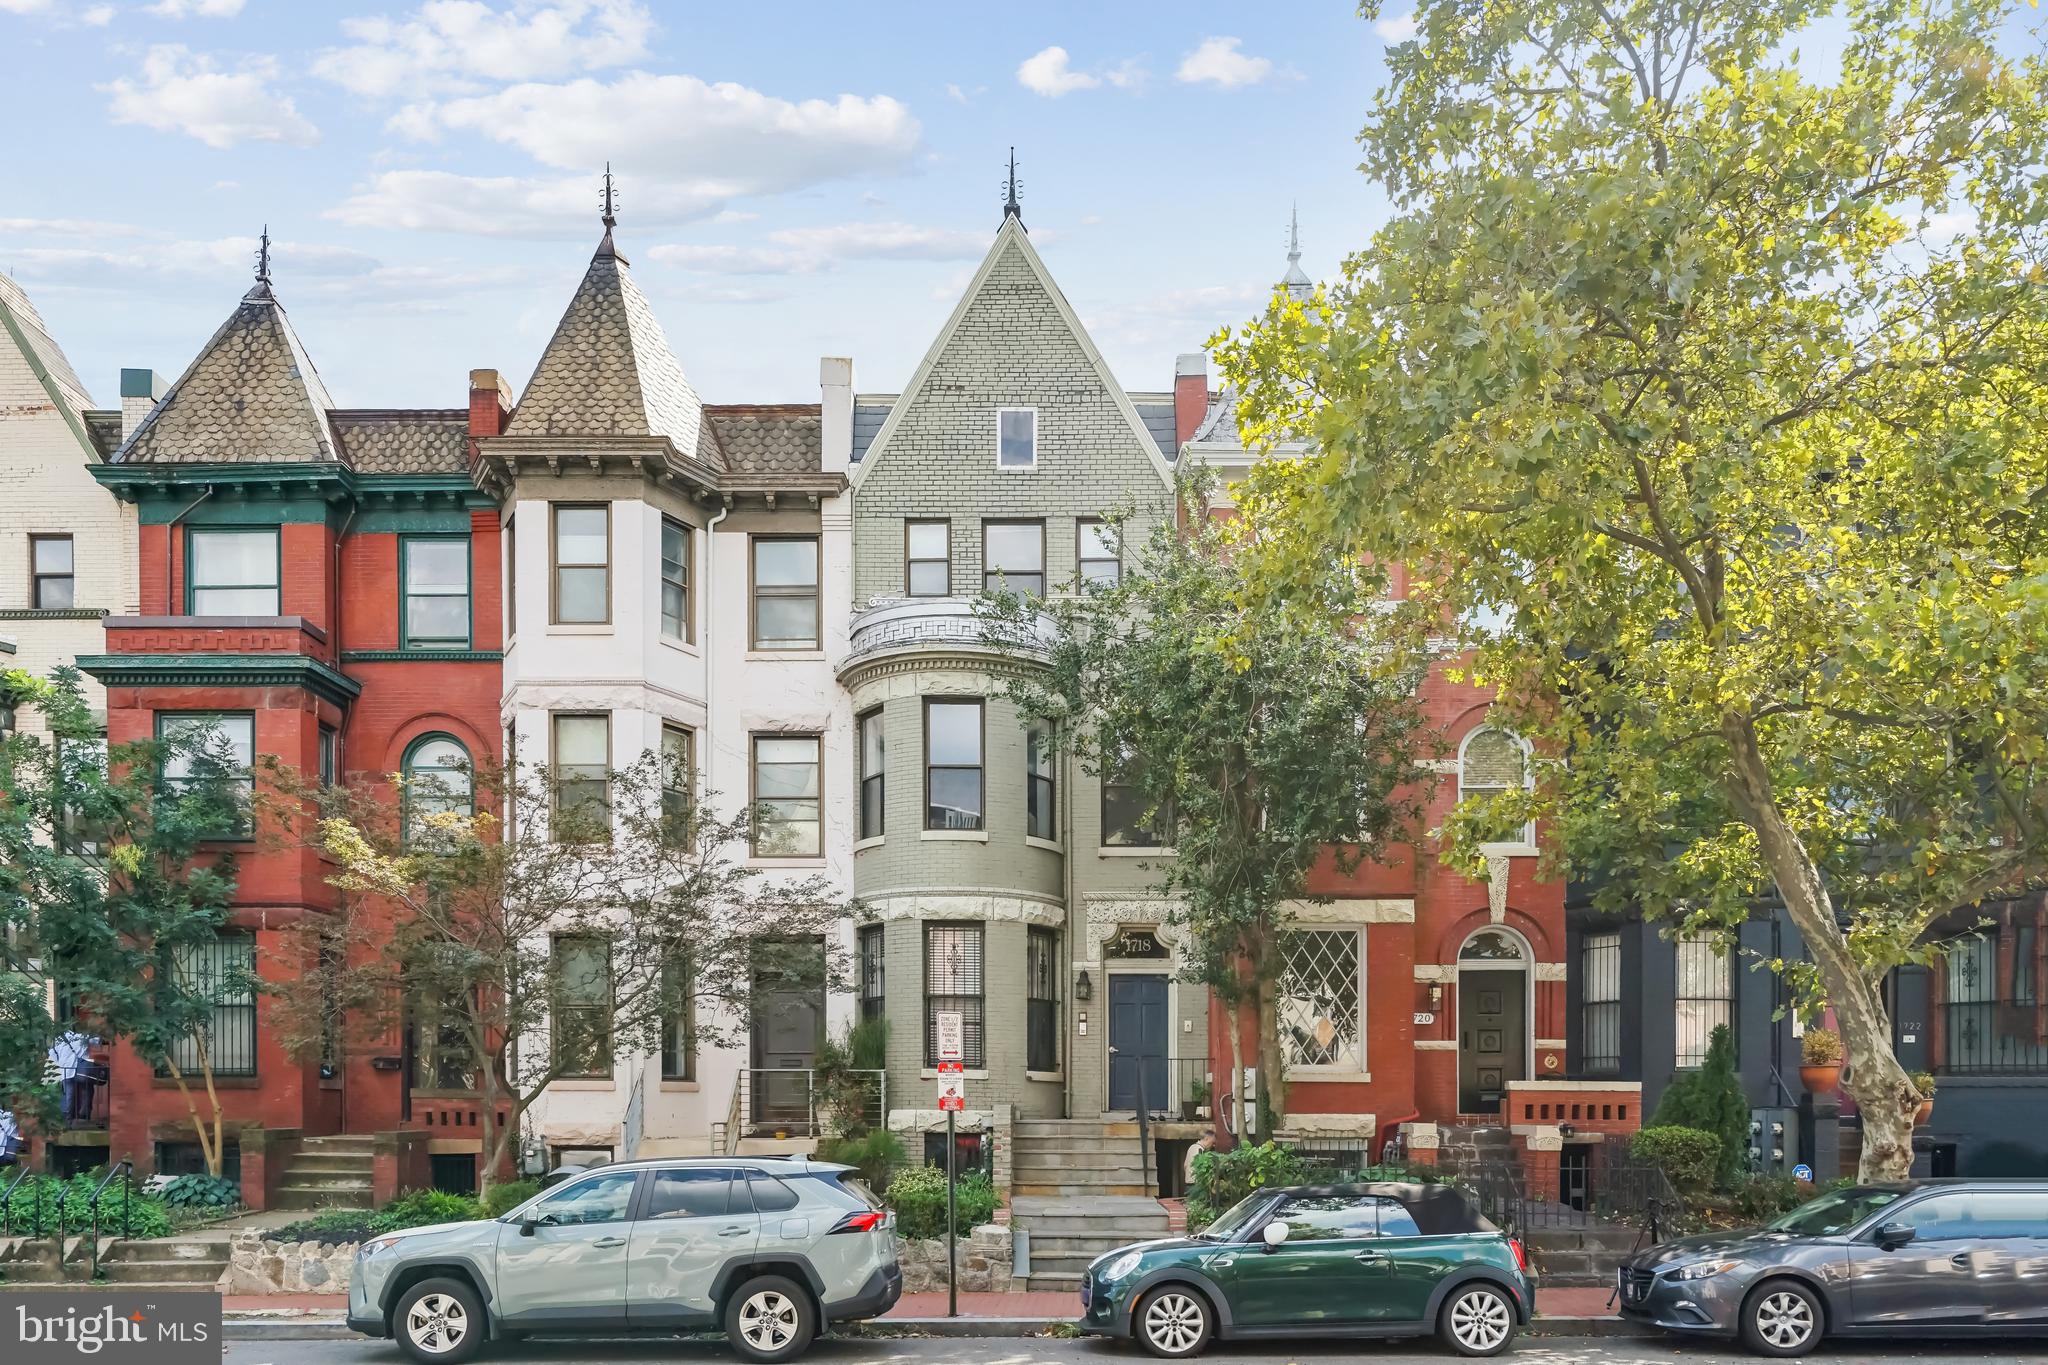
[1198,1192,1273,1241]
[1767,1186,1904,1236]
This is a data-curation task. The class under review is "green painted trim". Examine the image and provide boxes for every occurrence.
[96,463,493,526]
[400,532,473,651]
[77,653,363,706]
[353,507,478,534]
[0,287,97,461]
[340,649,504,663]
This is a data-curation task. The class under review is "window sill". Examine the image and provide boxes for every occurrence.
[410,1089,481,1100]
[921,829,988,842]
[1098,846,1175,858]
[1479,841,1539,858]
[659,1080,700,1093]
[153,1075,259,1089]
[547,1078,616,1092]
[548,623,613,635]
[853,835,885,853]
[1289,1068,1372,1082]
[658,635,700,658]
[746,649,825,661]
[1025,1069,1064,1083]
[748,857,827,869]
[919,1068,990,1080]
[1023,836,1063,854]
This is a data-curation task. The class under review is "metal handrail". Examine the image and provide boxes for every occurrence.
[0,1165,32,1236]
[86,1159,133,1279]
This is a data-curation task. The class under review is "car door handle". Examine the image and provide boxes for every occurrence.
[1210,1256,1235,1270]
[1951,1252,1971,1268]
[591,1237,627,1249]
[720,1225,751,1237]
[1354,1251,1388,1264]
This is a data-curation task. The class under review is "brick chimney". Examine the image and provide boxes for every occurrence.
[1174,352,1209,449]
[468,368,510,439]
[819,356,853,476]
[118,368,165,440]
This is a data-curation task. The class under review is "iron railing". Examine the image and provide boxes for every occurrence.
[727,1068,887,1141]
[87,1160,133,1278]
[1939,999,2048,1074]
[0,1165,45,1237]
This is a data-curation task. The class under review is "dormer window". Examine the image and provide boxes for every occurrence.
[997,408,1036,469]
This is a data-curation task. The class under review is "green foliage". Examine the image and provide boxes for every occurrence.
[1728,1173,1808,1223]
[272,1208,379,1243]
[1652,1025,1751,1187]
[815,1129,908,1192]
[1187,1141,1305,1230]
[370,1188,482,1232]
[1631,1127,1722,1196]
[1801,1028,1843,1067]
[479,1179,540,1218]
[814,1017,889,1140]
[1910,1071,1937,1097]
[0,1173,172,1240]
[158,1173,242,1211]
[883,1165,998,1239]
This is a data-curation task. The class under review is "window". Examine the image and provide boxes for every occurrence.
[660,724,693,834]
[1026,724,1056,841]
[163,931,257,1078]
[551,936,612,1078]
[317,724,338,788]
[751,537,820,650]
[660,517,691,642]
[1892,1192,1975,1241]
[531,1168,636,1226]
[1957,1191,2048,1239]
[410,980,475,1091]
[188,529,278,615]
[1078,519,1120,588]
[1674,932,1733,1069]
[857,708,885,840]
[1942,919,2048,1074]
[906,520,950,596]
[504,515,516,637]
[1280,929,1363,1070]
[1582,932,1622,1074]
[646,1167,735,1219]
[1459,726,1533,843]
[1027,927,1059,1073]
[997,407,1036,468]
[659,955,694,1082]
[401,537,471,649]
[1376,1198,1422,1238]
[924,699,983,831]
[551,714,611,842]
[982,521,1044,596]
[749,1174,800,1213]
[1274,1193,1380,1242]
[403,735,473,843]
[55,735,109,854]
[157,712,254,834]
[924,923,985,1067]
[30,534,73,610]
[1102,752,1170,848]
[859,925,886,1024]
[752,734,822,857]
[551,503,609,624]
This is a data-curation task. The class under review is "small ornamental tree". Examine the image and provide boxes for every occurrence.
[267,750,853,1193]
[979,474,1436,1135]
[0,668,250,1174]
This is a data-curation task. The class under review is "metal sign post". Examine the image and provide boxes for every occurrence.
[935,1010,965,1319]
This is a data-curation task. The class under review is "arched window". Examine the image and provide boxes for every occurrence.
[1459,929,1527,962]
[1458,725,1533,844]
[403,735,473,841]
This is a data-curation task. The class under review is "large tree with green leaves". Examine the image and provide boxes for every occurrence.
[979,477,1435,1137]
[1,668,251,1175]
[1218,0,2048,1175]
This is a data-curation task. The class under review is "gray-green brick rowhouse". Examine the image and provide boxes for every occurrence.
[839,173,1205,1287]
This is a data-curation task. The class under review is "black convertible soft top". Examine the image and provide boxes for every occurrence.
[1278,1181,1497,1236]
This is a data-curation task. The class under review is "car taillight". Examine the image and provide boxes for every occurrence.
[1508,1238,1529,1273]
[831,1210,887,1234]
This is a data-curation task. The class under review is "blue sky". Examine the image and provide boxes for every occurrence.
[0,1,1404,408]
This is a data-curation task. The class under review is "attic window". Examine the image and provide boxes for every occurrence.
[997,408,1036,469]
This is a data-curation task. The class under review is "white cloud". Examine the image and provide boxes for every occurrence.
[329,170,722,236]
[83,4,114,23]
[0,216,159,238]
[0,0,53,14]
[146,0,247,17]
[102,45,319,149]
[1017,46,1098,97]
[313,0,652,98]
[1175,37,1274,89]
[1085,281,1265,352]
[648,221,987,276]
[1375,12,1420,42]
[4,235,377,284]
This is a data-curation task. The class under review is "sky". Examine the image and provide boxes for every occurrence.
[0,1,1410,409]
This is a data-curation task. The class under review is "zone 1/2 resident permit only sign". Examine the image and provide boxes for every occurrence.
[934,1010,966,1110]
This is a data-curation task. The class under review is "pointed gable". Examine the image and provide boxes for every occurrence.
[0,274,99,459]
[504,232,709,462]
[118,281,340,465]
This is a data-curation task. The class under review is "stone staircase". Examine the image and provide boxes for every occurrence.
[1525,1224,1645,1288]
[1010,1119,1170,1292]
[96,1231,232,1290]
[1436,1122,1516,1176]
[276,1134,377,1211]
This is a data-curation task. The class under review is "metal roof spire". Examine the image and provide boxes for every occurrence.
[601,162,618,230]
[1280,202,1312,299]
[1001,147,1023,228]
[255,225,272,285]
[1287,203,1301,268]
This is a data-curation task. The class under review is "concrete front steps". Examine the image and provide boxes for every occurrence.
[275,1135,376,1211]
[1010,1118,1152,1198]
[1013,1195,1172,1291]
[96,1231,232,1290]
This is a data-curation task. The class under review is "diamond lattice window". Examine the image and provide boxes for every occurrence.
[1281,930,1362,1069]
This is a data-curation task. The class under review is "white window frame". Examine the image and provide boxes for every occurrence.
[1278,926,1368,1077]
[996,407,1037,470]
[1458,725,1536,849]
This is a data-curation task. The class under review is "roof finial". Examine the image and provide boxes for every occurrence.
[601,162,617,230]
[1280,202,1312,299]
[1287,202,1300,266]
[255,224,272,285]
[1001,146,1023,228]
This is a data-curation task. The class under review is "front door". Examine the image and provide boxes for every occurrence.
[751,939,824,1131]
[494,1167,640,1328]
[1108,974,1169,1114]
[1458,969,1526,1114]
[627,1167,758,1327]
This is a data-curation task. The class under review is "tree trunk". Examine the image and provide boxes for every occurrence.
[161,1058,221,1178]
[1255,973,1285,1142]
[1225,995,1247,1151]
[1721,714,1919,1178]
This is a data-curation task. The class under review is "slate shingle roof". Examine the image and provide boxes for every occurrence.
[331,410,470,475]
[704,404,821,476]
[83,411,124,458]
[117,282,341,465]
[0,275,99,457]
[504,232,709,462]
[850,399,893,463]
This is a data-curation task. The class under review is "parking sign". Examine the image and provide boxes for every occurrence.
[935,1060,966,1111]
[935,1010,964,1063]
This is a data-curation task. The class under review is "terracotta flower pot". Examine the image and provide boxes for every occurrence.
[1914,1100,1934,1127]
[1799,1064,1842,1096]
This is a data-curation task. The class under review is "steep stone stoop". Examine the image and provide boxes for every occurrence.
[1014,1195,1172,1292]
[96,1231,232,1290]
[275,1135,376,1211]
[0,1236,67,1286]
[1010,1119,1172,1292]
[1525,1224,1647,1288]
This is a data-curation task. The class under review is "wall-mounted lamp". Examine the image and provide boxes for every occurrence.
[1076,970,1093,1002]
[1429,982,1444,1008]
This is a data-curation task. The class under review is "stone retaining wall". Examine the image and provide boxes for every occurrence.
[224,1230,359,1295]
[896,1223,1012,1294]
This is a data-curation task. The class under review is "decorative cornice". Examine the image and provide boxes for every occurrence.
[76,652,362,707]
[342,649,505,663]
[92,463,493,511]
[856,892,1064,928]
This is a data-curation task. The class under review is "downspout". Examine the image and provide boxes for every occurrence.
[330,499,360,1136]
[1063,740,1076,1122]
[163,487,216,612]
[702,494,730,1150]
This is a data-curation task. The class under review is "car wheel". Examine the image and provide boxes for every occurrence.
[1134,1284,1213,1359]
[393,1277,485,1365]
[1438,1282,1517,1357]
[725,1274,817,1363]
[1740,1279,1823,1358]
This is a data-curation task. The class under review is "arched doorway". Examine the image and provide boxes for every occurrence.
[1457,928,1532,1115]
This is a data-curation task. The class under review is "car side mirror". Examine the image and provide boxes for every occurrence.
[519,1215,539,1238]
[1875,1221,1915,1250]
[1261,1221,1289,1252]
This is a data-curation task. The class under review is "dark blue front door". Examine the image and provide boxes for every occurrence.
[1109,974,1169,1113]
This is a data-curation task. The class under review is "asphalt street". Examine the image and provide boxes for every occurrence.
[217,1335,2048,1365]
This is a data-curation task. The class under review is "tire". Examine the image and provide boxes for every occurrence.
[725,1274,818,1363]
[393,1276,485,1365]
[1740,1279,1824,1358]
[1133,1284,1214,1359]
[1438,1282,1517,1357]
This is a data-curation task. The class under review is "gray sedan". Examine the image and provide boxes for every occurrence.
[1618,1180,2048,1356]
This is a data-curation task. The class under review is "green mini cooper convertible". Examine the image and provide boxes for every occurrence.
[1077,1182,1532,1358]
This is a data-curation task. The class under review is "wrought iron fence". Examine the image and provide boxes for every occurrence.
[1940,999,2048,1074]
[729,1067,887,1140]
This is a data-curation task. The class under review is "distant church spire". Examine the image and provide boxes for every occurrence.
[1280,202,1312,300]
[1001,147,1023,229]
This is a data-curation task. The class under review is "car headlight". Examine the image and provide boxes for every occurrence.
[1103,1251,1144,1282]
[1669,1259,1742,1281]
[361,1235,406,1257]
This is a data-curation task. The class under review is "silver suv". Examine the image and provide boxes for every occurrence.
[346,1157,901,1363]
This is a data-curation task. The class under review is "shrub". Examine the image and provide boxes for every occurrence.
[1800,1027,1843,1067]
[159,1173,243,1212]
[1651,1024,1749,1186]
[1728,1172,1806,1222]
[370,1188,482,1233]
[883,1164,997,1239]
[0,1173,173,1240]
[1910,1070,1937,1097]
[1187,1142,1304,1231]
[480,1179,540,1219]
[1631,1126,1721,1195]
[272,1208,379,1244]
[815,1129,907,1192]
